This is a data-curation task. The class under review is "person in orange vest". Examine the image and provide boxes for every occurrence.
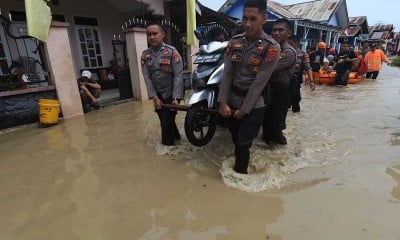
[309,41,326,84]
[364,43,391,79]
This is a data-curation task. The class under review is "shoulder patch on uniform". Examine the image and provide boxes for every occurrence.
[172,50,180,63]
[257,43,267,52]
[265,48,278,63]
[162,50,170,56]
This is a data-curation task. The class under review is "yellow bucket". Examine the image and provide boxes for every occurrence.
[39,99,60,127]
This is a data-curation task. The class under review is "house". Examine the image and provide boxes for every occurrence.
[219,0,350,51]
[338,16,369,49]
[394,32,400,55]
[368,24,395,54]
[1,0,231,130]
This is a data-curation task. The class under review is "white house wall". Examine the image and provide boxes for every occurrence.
[50,0,124,75]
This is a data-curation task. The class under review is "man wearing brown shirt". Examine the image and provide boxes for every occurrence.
[141,23,183,146]
[263,18,297,145]
[218,0,280,174]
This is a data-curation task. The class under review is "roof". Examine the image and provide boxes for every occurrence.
[339,26,361,37]
[349,16,367,26]
[218,0,348,28]
[370,31,392,40]
[368,24,394,33]
[268,1,298,19]
[284,0,342,22]
[196,1,238,32]
[218,0,237,13]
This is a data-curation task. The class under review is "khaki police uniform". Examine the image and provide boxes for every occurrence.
[263,41,296,143]
[141,43,183,100]
[141,43,183,145]
[218,31,281,173]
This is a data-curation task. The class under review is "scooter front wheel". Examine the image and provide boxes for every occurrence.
[184,101,217,147]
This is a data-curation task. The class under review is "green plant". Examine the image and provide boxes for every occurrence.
[392,56,400,66]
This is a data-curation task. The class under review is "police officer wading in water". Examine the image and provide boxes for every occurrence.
[288,35,315,113]
[218,0,281,174]
[141,23,183,146]
[263,19,296,145]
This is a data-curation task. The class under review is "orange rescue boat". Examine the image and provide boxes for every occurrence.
[308,71,365,85]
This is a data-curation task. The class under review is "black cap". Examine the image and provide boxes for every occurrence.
[244,0,267,12]
[370,43,377,48]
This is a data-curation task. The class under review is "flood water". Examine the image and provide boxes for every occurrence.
[1,64,400,239]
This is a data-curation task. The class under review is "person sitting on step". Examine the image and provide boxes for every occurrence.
[78,70,101,113]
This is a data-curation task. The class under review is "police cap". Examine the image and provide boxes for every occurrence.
[244,0,267,12]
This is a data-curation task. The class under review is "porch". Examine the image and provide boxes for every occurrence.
[0,0,195,130]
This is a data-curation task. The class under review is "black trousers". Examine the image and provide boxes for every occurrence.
[366,71,379,79]
[335,69,350,86]
[155,96,180,146]
[263,82,290,139]
[289,77,301,109]
[229,107,264,174]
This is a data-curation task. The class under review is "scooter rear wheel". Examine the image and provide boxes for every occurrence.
[184,101,217,147]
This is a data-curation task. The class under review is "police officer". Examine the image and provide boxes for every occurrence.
[218,0,281,174]
[141,23,183,146]
[288,35,315,113]
[262,18,296,145]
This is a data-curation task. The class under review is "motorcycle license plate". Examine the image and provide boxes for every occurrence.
[194,53,221,64]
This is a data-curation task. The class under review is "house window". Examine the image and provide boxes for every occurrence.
[74,17,104,69]
[76,27,104,68]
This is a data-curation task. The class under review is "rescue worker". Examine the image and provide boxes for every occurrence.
[262,18,296,145]
[141,23,183,146]
[287,35,315,113]
[218,0,280,174]
[364,43,391,79]
[309,41,326,84]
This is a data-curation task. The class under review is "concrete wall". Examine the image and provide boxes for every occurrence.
[45,22,83,118]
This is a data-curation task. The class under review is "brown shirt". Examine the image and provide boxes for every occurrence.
[141,43,183,100]
[217,31,281,114]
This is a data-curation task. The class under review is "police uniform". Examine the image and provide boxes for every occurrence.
[141,43,183,145]
[290,48,311,112]
[263,41,296,144]
[218,31,281,174]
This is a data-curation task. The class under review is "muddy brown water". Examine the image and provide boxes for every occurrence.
[1,65,400,239]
